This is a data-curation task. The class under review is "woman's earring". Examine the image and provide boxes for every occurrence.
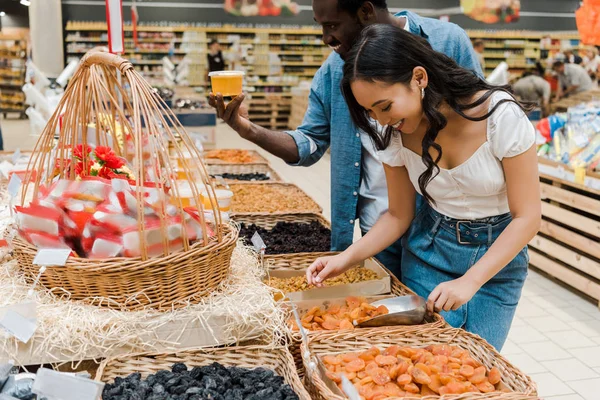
[421,87,425,99]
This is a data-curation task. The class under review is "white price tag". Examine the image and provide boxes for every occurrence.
[32,248,71,267]
[341,375,361,400]
[0,161,13,179]
[7,174,21,198]
[33,368,104,400]
[0,309,36,343]
[195,139,204,152]
[215,175,229,189]
[251,231,266,253]
[11,149,21,165]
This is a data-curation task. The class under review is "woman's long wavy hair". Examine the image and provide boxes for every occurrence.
[341,24,531,204]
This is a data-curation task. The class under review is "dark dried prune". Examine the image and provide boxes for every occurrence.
[172,363,188,374]
[239,221,331,254]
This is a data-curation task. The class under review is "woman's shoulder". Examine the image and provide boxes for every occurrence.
[376,133,406,167]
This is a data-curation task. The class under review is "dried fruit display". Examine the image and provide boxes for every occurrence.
[291,296,389,331]
[231,184,320,213]
[103,362,300,400]
[266,267,379,294]
[322,344,504,399]
[239,221,331,254]
[204,149,259,164]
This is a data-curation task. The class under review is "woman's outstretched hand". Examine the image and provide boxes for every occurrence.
[306,254,352,287]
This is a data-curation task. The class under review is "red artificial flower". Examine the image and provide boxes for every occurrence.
[94,146,125,169]
[74,160,93,177]
[98,166,123,180]
[73,144,92,160]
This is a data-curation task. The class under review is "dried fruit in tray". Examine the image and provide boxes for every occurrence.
[203,149,259,163]
[231,184,320,213]
[102,362,300,400]
[322,344,505,397]
[290,296,389,331]
[239,221,331,254]
[15,145,219,259]
[266,267,379,293]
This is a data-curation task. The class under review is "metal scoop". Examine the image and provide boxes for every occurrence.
[355,295,426,328]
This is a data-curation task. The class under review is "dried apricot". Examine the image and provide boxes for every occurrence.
[383,345,401,357]
[327,304,341,314]
[357,371,367,379]
[397,374,412,386]
[412,367,431,385]
[488,367,501,385]
[359,376,374,385]
[459,365,475,377]
[322,320,340,330]
[432,344,452,356]
[404,382,420,394]
[448,362,461,370]
[376,305,389,315]
[346,296,362,309]
[396,360,410,375]
[375,355,397,366]
[365,362,379,372]
[439,373,453,385]
[368,367,391,385]
[383,382,404,397]
[345,371,357,381]
[428,374,442,394]
[438,386,451,395]
[346,358,366,372]
[477,381,495,393]
[461,356,479,368]
[469,366,487,384]
[306,306,320,316]
[326,371,341,383]
[415,363,431,376]
[323,355,342,365]
[398,348,415,358]
[339,319,354,330]
[342,352,359,363]
[421,385,437,396]
[434,355,449,365]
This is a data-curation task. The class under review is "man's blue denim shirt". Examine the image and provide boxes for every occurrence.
[286,11,484,251]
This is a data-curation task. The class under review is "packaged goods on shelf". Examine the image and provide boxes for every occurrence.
[536,101,600,172]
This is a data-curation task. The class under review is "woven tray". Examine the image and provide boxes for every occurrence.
[208,163,283,182]
[303,327,537,400]
[13,224,238,311]
[230,183,323,214]
[203,149,269,165]
[95,345,311,400]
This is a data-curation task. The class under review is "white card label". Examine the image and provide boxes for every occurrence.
[11,149,21,165]
[7,174,21,198]
[215,175,228,188]
[0,161,13,179]
[251,231,266,253]
[341,375,361,400]
[33,368,104,400]
[33,248,71,267]
[0,309,36,343]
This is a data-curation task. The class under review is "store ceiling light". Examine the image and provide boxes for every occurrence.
[0,12,5,17]
[20,0,31,6]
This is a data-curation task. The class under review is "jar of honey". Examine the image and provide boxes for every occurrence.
[209,71,245,97]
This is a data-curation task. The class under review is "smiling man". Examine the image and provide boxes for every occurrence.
[209,0,482,279]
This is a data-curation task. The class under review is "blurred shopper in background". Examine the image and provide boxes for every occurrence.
[513,71,551,117]
[553,60,594,100]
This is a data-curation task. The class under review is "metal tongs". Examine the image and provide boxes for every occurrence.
[354,295,426,328]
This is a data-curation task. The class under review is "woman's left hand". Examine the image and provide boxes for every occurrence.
[427,277,481,314]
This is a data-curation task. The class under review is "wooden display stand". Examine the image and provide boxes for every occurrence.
[529,158,600,305]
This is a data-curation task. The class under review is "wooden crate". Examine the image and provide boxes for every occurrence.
[551,89,600,112]
[529,159,600,305]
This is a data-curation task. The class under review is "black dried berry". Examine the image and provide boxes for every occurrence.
[239,221,331,254]
[172,363,188,374]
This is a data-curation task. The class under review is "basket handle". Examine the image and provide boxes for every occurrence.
[81,51,133,73]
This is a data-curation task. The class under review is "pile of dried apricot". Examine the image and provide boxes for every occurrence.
[291,296,389,331]
[322,344,503,399]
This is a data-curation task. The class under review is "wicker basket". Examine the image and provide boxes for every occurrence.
[303,327,537,400]
[13,51,237,311]
[208,162,283,182]
[13,224,238,311]
[95,345,311,400]
[203,149,269,165]
[230,182,323,214]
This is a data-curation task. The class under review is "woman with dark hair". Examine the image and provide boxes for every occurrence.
[306,24,541,350]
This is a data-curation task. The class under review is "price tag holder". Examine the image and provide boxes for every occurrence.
[215,175,229,189]
[0,161,13,180]
[32,249,71,267]
[251,231,266,268]
[341,375,361,400]
[7,174,21,198]
[0,303,37,344]
[11,149,21,165]
[32,368,104,400]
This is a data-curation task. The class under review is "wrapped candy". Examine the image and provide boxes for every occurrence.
[89,234,124,259]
